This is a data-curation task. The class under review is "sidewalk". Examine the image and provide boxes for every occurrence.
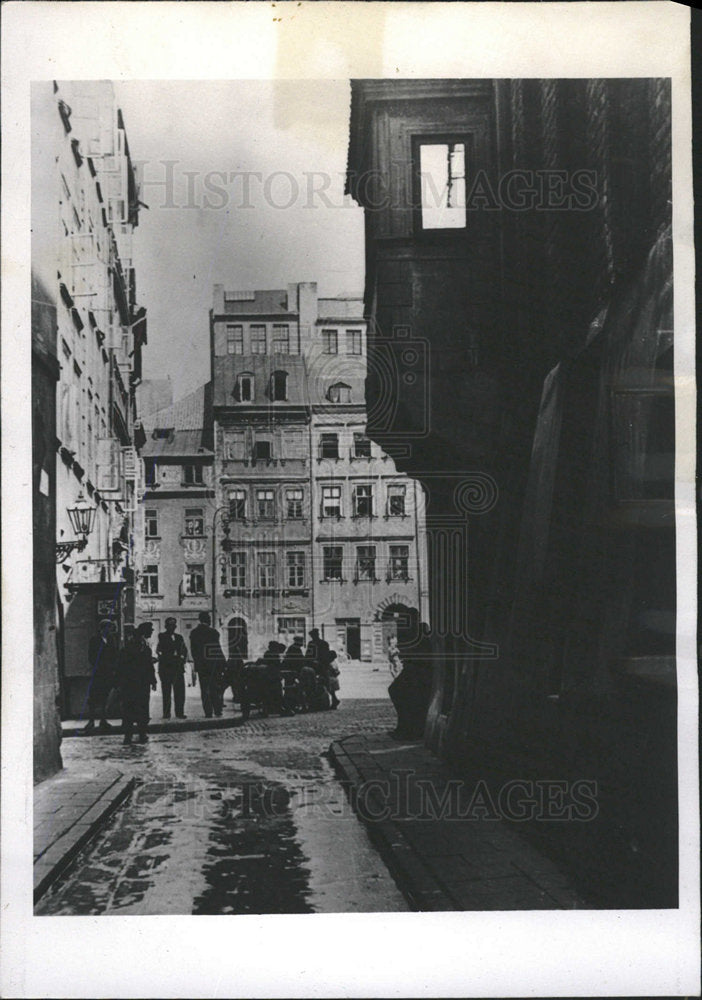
[63,661,392,737]
[34,767,135,902]
[329,732,585,911]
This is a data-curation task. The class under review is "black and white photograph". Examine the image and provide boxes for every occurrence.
[2,2,699,997]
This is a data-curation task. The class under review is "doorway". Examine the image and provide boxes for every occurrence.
[227,617,248,660]
[336,618,361,659]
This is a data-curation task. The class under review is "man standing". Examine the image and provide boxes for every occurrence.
[189,612,226,718]
[156,617,188,719]
[118,622,157,744]
[84,619,118,733]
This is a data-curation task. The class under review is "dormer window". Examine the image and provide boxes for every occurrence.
[271,370,288,401]
[328,382,352,404]
[152,427,174,441]
[237,373,254,402]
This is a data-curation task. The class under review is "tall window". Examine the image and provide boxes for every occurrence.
[353,433,372,459]
[287,551,305,588]
[278,616,306,634]
[271,371,288,401]
[418,140,467,229]
[321,485,342,518]
[258,552,276,590]
[229,488,247,520]
[323,546,343,581]
[387,484,406,516]
[322,329,338,354]
[256,488,275,519]
[346,329,362,355]
[144,508,158,538]
[319,433,339,459]
[184,507,204,536]
[183,464,204,485]
[353,484,374,517]
[356,545,376,581]
[250,324,267,354]
[226,324,243,354]
[185,564,206,595]
[253,440,272,461]
[272,324,289,354]
[389,544,410,581]
[238,373,254,402]
[228,551,246,589]
[141,564,159,595]
[286,488,303,519]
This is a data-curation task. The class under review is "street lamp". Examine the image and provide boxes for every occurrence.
[211,504,231,625]
[56,491,97,564]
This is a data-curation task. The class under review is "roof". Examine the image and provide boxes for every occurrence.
[141,382,213,457]
[220,289,291,316]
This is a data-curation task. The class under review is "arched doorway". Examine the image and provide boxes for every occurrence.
[380,603,419,651]
[227,617,248,660]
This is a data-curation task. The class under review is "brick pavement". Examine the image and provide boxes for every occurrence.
[34,767,135,903]
[329,732,585,911]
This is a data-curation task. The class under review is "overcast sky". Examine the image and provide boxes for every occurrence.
[115,80,365,400]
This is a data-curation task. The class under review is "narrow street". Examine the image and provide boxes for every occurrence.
[37,668,409,915]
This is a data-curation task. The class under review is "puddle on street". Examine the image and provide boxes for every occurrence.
[37,704,406,915]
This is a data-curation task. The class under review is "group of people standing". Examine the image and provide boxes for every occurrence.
[83,613,342,744]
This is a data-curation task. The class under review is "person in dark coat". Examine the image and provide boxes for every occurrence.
[283,635,305,676]
[388,619,434,739]
[119,622,157,744]
[305,628,337,708]
[261,640,288,715]
[156,617,188,719]
[84,619,119,733]
[189,612,226,718]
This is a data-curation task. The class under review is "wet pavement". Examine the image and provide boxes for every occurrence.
[36,677,409,915]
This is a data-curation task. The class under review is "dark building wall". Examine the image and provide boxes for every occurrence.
[32,272,63,782]
[349,78,676,906]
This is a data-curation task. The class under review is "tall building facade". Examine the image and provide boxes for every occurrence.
[136,383,215,655]
[347,78,675,905]
[207,282,428,661]
[36,81,148,719]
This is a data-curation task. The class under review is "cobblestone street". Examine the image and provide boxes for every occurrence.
[37,669,410,915]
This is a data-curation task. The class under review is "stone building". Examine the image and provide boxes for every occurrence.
[136,383,215,655]
[347,78,676,906]
[33,81,147,721]
[208,282,428,661]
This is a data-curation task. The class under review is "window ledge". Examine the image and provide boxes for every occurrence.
[321,578,346,584]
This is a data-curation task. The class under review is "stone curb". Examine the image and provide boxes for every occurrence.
[62,715,247,738]
[34,774,136,903]
[328,737,457,912]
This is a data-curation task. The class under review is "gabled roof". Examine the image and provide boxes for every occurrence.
[141,382,213,457]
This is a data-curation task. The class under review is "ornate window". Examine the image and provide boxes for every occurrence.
[356,545,376,581]
[237,373,254,402]
[319,433,339,459]
[286,488,303,519]
[346,329,362,355]
[388,544,410,581]
[184,564,206,595]
[250,324,267,354]
[322,329,338,354]
[328,382,352,404]
[287,551,306,588]
[387,484,406,516]
[353,484,374,517]
[141,564,159,595]
[229,488,246,520]
[321,485,342,518]
[258,552,276,590]
[271,371,288,401]
[226,324,243,354]
[144,508,159,538]
[184,508,204,536]
[323,546,343,581]
[272,324,289,354]
[256,488,275,519]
